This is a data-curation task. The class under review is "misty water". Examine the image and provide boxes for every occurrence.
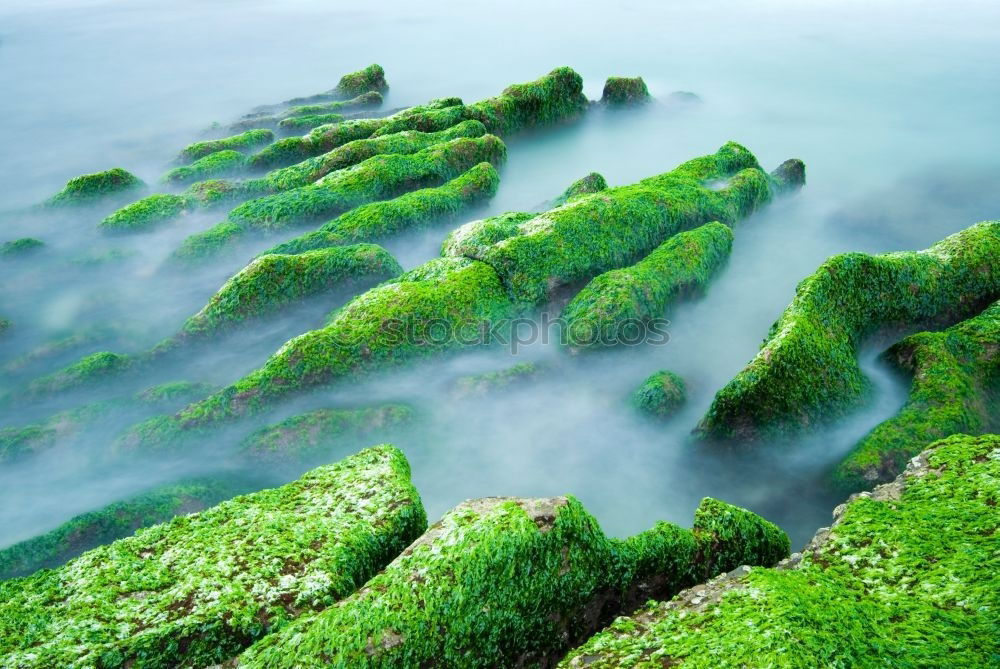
[2,0,1000,551]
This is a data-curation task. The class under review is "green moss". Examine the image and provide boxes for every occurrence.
[552,171,608,206]
[0,237,45,258]
[44,168,145,206]
[27,351,134,396]
[562,222,733,349]
[173,135,505,260]
[99,193,193,233]
[446,142,794,305]
[284,91,383,118]
[560,434,1000,668]
[285,63,389,105]
[238,495,787,668]
[177,128,274,164]
[69,248,136,267]
[239,404,414,464]
[631,370,687,420]
[0,424,58,463]
[601,76,652,105]
[263,161,500,256]
[451,361,542,398]
[274,112,345,134]
[133,380,215,406]
[697,221,1000,442]
[0,478,242,580]
[248,91,385,134]
[0,445,426,668]
[172,220,247,259]
[176,244,403,340]
[0,318,9,336]
[162,150,247,185]
[833,300,1000,491]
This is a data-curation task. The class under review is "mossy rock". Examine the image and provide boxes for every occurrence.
[0,237,45,258]
[238,404,414,464]
[451,361,542,398]
[44,167,145,206]
[631,370,687,420]
[238,495,787,667]
[162,150,247,185]
[560,434,1000,668]
[601,76,652,105]
[0,478,242,580]
[832,298,1000,491]
[0,445,427,668]
[0,318,9,336]
[99,193,194,233]
[552,171,608,206]
[284,63,389,106]
[27,350,134,397]
[562,222,733,349]
[697,220,1000,443]
[177,128,274,164]
[249,91,385,133]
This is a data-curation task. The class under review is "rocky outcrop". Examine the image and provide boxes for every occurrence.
[631,370,687,420]
[600,76,651,105]
[42,167,145,207]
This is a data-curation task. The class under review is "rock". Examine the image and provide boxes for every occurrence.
[631,370,687,419]
[601,76,652,105]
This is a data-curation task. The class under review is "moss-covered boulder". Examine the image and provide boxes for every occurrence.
[44,167,144,206]
[0,237,45,258]
[175,244,403,341]
[237,495,787,668]
[162,149,247,185]
[601,76,652,105]
[697,221,1000,443]
[239,404,414,464]
[99,193,193,233]
[0,445,426,668]
[562,222,733,349]
[273,112,345,134]
[833,299,1000,491]
[446,142,798,305]
[27,350,133,396]
[263,162,499,256]
[177,128,274,164]
[0,478,242,580]
[451,361,542,398]
[552,171,608,206]
[631,370,687,420]
[560,434,1000,668]
[284,63,388,106]
[245,91,385,133]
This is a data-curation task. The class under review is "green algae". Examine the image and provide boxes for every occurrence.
[0,237,45,258]
[833,299,1000,491]
[631,370,687,420]
[246,91,384,134]
[274,112,345,134]
[446,142,798,305]
[0,478,242,581]
[451,361,542,398]
[284,63,388,106]
[162,149,247,185]
[552,171,608,206]
[0,445,426,668]
[27,351,134,397]
[44,168,145,207]
[178,128,274,164]
[239,404,414,465]
[697,220,1000,443]
[284,91,383,118]
[263,161,499,256]
[559,434,1000,668]
[238,495,787,668]
[601,76,652,105]
[99,193,193,233]
[562,222,733,349]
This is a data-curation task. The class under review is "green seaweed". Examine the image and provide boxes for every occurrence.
[0,445,426,668]
[560,434,1000,668]
[833,299,1000,491]
[0,237,45,258]
[562,222,733,349]
[552,171,608,206]
[238,495,787,668]
[27,351,134,397]
[631,370,687,420]
[601,76,652,105]
[697,220,1000,443]
[451,361,542,398]
[99,193,193,233]
[284,63,388,105]
[178,128,274,164]
[162,150,247,185]
[44,168,145,207]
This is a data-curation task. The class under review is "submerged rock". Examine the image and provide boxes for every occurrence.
[560,434,1000,668]
[236,495,787,668]
[99,193,193,233]
[283,63,389,106]
[43,167,145,207]
[0,237,44,258]
[833,298,1000,491]
[631,370,687,420]
[162,149,247,185]
[0,445,426,668]
[177,128,274,164]
[601,76,652,105]
[450,361,542,398]
[697,220,1000,443]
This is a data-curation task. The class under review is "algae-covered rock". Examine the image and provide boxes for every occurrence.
[0,318,9,336]
[246,91,385,133]
[239,404,414,464]
[44,167,145,206]
[698,221,1000,443]
[447,142,797,305]
[833,299,1000,491]
[0,445,426,668]
[237,495,787,668]
[562,222,733,349]
[601,76,652,105]
[0,237,45,258]
[552,171,608,206]
[263,162,499,256]
[631,370,687,420]
[99,193,193,233]
[162,149,246,185]
[273,112,345,134]
[560,434,1000,668]
[0,478,242,580]
[284,63,388,105]
[178,128,274,164]
[176,244,403,340]
[27,350,133,396]
[451,361,542,398]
